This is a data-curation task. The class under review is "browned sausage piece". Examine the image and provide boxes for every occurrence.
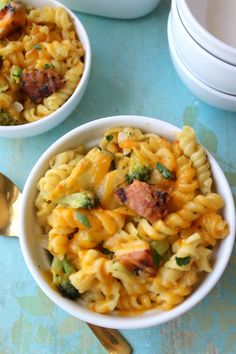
[116,180,170,223]
[0,1,26,39]
[21,69,64,104]
[118,249,157,276]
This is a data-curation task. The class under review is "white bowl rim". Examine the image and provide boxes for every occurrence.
[0,0,91,134]
[171,0,236,72]
[168,13,236,104]
[60,0,162,19]
[19,115,236,329]
[176,0,236,65]
[170,0,236,98]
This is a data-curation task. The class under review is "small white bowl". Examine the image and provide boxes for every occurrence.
[59,0,161,19]
[171,0,236,95]
[0,0,91,139]
[19,115,235,329]
[168,15,236,112]
[176,0,236,66]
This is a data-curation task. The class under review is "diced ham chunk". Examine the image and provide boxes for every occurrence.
[115,180,170,223]
[118,249,157,276]
[21,69,64,104]
[0,1,26,39]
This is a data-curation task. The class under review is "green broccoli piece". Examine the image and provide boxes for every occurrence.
[125,164,153,184]
[58,191,99,209]
[57,280,79,299]
[0,110,19,126]
[44,63,55,70]
[51,256,80,300]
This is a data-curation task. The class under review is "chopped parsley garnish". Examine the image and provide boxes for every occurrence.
[10,65,23,83]
[176,256,191,266]
[106,134,113,142]
[151,249,161,268]
[156,162,175,180]
[34,44,42,50]
[151,240,169,268]
[44,63,55,70]
[75,212,91,229]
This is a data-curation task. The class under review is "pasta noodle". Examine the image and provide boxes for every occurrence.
[34,125,229,315]
[177,126,213,194]
[0,1,84,125]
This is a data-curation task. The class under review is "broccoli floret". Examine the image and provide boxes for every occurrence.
[51,256,80,300]
[58,191,99,209]
[125,164,153,184]
[0,110,19,126]
[57,280,80,300]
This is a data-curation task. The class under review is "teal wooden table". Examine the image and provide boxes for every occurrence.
[1,1,236,353]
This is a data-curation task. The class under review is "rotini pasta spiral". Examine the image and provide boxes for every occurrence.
[165,233,212,272]
[27,7,72,31]
[137,193,224,241]
[43,40,72,61]
[177,125,196,157]
[117,293,153,312]
[70,250,121,313]
[190,144,212,194]
[35,148,85,227]
[177,125,213,194]
[0,93,12,109]
[171,155,199,210]
[180,213,229,247]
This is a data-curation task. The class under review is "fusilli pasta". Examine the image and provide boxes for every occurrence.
[34,125,229,315]
[0,1,84,125]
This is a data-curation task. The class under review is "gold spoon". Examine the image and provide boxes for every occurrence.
[0,172,132,354]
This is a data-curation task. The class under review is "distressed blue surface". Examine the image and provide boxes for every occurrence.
[1,0,236,353]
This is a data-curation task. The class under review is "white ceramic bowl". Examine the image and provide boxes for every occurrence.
[171,0,236,95]
[168,15,236,112]
[59,0,161,19]
[0,0,91,139]
[176,0,236,65]
[19,115,235,329]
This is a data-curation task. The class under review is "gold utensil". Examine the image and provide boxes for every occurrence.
[0,172,132,354]
[88,324,132,354]
[0,172,21,236]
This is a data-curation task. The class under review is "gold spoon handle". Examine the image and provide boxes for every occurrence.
[87,323,132,354]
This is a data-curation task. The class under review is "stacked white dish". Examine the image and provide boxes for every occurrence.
[168,0,236,111]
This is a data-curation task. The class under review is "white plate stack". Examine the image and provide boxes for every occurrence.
[168,0,236,111]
